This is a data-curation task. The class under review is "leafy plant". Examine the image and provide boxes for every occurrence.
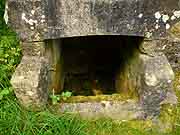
[50,93,60,105]
[0,34,21,100]
[0,0,21,100]
[61,91,72,100]
[49,90,72,105]
[0,87,13,100]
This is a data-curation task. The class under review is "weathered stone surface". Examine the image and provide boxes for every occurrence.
[45,40,64,93]
[174,72,180,96]
[7,0,47,41]
[11,56,49,107]
[21,42,46,56]
[161,41,180,71]
[115,46,141,96]
[138,39,180,72]
[169,22,180,41]
[7,0,180,42]
[139,50,176,117]
[114,39,177,118]
[59,100,142,120]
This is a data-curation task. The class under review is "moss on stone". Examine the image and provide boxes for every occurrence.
[153,72,180,133]
[174,72,180,100]
[158,104,176,132]
[108,72,180,133]
[170,22,180,39]
[60,94,138,103]
[121,119,154,131]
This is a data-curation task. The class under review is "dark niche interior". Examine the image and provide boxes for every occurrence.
[60,35,143,96]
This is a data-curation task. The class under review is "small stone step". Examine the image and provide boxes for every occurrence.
[58,99,142,120]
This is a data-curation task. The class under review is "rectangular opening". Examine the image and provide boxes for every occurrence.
[46,35,143,98]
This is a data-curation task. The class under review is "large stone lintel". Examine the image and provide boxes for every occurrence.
[7,0,180,41]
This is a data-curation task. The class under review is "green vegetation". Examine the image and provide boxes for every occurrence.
[50,90,73,105]
[2,95,180,135]
[0,0,21,100]
[1,0,180,134]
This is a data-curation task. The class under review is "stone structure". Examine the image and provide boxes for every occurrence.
[5,0,180,120]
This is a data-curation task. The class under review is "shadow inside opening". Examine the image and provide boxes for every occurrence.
[60,35,143,96]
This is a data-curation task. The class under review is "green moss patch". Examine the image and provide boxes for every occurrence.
[60,94,138,103]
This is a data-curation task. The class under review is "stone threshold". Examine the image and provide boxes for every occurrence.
[59,94,138,103]
[56,96,141,120]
